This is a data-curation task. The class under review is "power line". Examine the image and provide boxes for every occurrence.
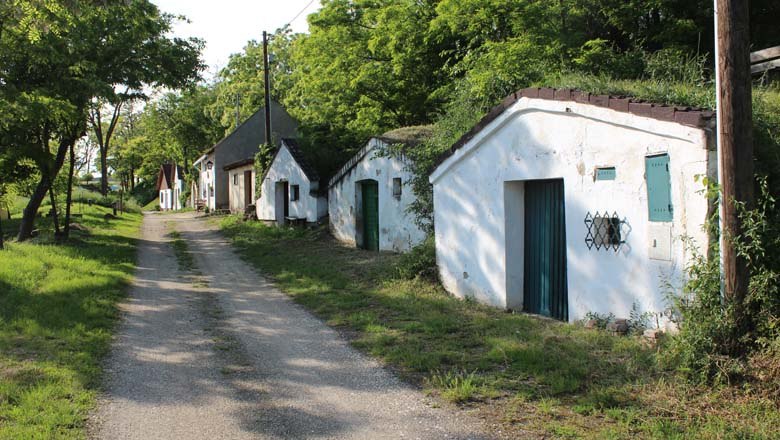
[284,0,317,30]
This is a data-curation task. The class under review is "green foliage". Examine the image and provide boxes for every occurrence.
[395,236,438,281]
[584,311,615,330]
[643,47,709,85]
[253,143,275,198]
[573,39,644,78]
[665,179,780,384]
[427,370,479,403]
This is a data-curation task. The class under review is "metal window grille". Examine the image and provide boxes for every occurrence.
[584,211,625,251]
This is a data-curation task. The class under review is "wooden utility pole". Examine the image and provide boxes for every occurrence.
[262,31,272,146]
[714,1,753,313]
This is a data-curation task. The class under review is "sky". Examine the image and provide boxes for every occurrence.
[151,1,322,78]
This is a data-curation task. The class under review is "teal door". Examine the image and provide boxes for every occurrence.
[523,179,568,321]
[362,181,379,251]
[645,154,673,222]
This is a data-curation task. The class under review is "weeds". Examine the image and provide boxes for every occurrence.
[427,370,479,403]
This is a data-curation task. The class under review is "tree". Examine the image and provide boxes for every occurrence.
[0,0,204,241]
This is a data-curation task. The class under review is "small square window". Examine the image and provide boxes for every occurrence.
[392,177,402,198]
[594,215,621,246]
[291,185,300,201]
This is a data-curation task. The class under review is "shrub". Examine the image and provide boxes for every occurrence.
[664,179,780,384]
[573,39,645,79]
[395,236,438,281]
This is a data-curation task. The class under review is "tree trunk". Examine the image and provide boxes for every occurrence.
[716,0,754,353]
[100,144,108,195]
[17,136,73,241]
[64,140,76,239]
[49,185,61,236]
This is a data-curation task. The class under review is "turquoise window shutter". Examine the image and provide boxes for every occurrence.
[645,154,673,222]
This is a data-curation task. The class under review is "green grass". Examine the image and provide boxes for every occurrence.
[220,216,780,439]
[0,205,141,439]
[141,198,159,211]
[167,229,195,272]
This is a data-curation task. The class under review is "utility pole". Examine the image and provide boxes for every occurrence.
[235,93,241,129]
[714,0,753,329]
[262,30,272,146]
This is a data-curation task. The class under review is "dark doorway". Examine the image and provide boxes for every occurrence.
[523,179,568,321]
[243,170,253,208]
[361,181,379,251]
[275,181,290,225]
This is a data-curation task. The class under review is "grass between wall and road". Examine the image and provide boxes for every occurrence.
[0,205,141,439]
[219,216,779,439]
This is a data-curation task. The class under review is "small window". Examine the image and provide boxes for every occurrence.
[233,174,238,185]
[291,184,300,201]
[160,192,164,204]
[593,215,621,247]
[595,167,616,181]
[392,178,402,198]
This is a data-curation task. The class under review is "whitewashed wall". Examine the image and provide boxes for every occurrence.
[159,189,173,210]
[329,139,427,252]
[196,152,216,210]
[256,144,325,223]
[430,97,715,322]
[228,165,255,213]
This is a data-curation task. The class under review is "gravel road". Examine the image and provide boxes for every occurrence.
[89,212,495,439]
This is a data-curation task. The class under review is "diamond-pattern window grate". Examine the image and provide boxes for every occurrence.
[584,211,625,251]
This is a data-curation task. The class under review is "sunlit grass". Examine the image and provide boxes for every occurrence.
[0,205,141,439]
[220,215,780,439]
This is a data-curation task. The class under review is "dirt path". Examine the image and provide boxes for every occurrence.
[90,212,494,439]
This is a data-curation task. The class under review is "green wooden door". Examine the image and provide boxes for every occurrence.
[362,181,379,251]
[523,179,568,321]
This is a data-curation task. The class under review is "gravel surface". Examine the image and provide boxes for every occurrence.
[89,212,495,439]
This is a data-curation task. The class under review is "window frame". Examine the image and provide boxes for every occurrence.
[392,177,402,199]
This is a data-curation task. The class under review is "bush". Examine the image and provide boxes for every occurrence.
[395,236,438,281]
[663,179,780,384]
[573,39,645,79]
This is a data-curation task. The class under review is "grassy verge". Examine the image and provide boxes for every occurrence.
[220,216,779,439]
[0,205,141,439]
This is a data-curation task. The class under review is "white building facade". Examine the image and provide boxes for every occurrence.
[226,160,256,214]
[193,150,216,211]
[256,139,327,224]
[156,164,185,211]
[429,88,716,323]
[328,137,427,252]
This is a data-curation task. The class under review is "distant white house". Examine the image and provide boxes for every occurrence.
[429,88,716,324]
[256,138,327,225]
[328,129,429,252]
[155,163,185,211]
[193,149,216,211]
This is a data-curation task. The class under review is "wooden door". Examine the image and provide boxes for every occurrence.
[361,181,379,251]
[523,179,568,321]
[243,170,253,208]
